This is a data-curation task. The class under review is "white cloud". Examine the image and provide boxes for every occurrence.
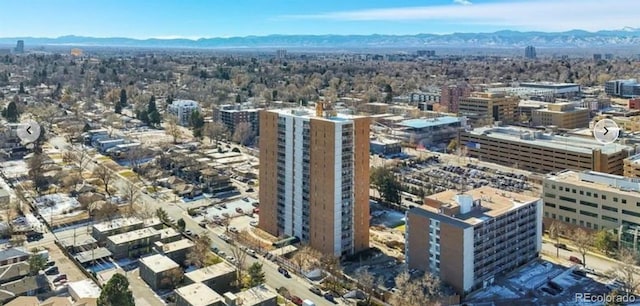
[453,0,472,5]
[281,0,640,32]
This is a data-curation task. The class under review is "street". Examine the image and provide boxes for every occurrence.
[540,239,619,274]
[48,136,341,306]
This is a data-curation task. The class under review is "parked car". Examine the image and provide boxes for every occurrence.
[246,188,254,192]
[53,274,67,283]
[278,266,291,278]
[45,261,55,268]
[235,207,244,214]
[290,295,303,306]
[246,249,257,258]
[184,229,193,236]
[323,293,335,302]
[309,286,322,296]
[249,220,258,227]
[199,221,207,228]
[226,256,236,263]
[211,247,219,253]
[44,266,59,275]
[554,243,568,250]
[569,256,583,265]
[229,226,238,233]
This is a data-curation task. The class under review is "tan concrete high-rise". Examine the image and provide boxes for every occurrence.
[458,92,519,125]
[259,105,370,257]
[531,102,590,129]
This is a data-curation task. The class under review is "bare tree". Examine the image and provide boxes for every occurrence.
[72,146,91,184]
[291,245,322,272]
[165,114,182,144]
[125,147,145,177]
[356,269,377,306]
[608,248,640,295]
[572,228,591,266]
[160,268,184,290]
[548,221,565,257]
[232,122,254,146]
[320,255,342,293]
[229,243,249,285]
[185,235,212,268]
[27,153,47,194]
[390,270,442,306]
[93,165,115,197]
[203,121,228,144]
[92,201,120,221]
[121,181,139,217]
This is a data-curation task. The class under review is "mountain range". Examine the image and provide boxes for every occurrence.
[2,29,640,49]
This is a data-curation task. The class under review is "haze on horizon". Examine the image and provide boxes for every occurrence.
[0,0,639,39]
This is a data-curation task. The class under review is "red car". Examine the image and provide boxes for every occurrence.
[290,296,303,306]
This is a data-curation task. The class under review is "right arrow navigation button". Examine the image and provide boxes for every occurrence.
[593,119,620,144]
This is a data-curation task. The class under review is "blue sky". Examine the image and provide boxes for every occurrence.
[0,0,638,39]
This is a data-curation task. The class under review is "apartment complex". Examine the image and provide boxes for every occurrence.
[440,84,472,113]
[167,100,200,126]
[458,126,635,174]
[105,228,161,259]
[406,186,542,296]
[542,170,640,233]
[524,46,537,59]
[259,104,370,257]
[458,92,519,124]
[212,104,261,135]
[531,102,590,129]
[139,254,181,291]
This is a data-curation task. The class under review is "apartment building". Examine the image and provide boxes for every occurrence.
[259,103,370,257]
[167,100,200,126]
[406,186,542,296]
[139,254,181,291]
[440,84,472,113]
[458,92,519,125]
[542,170,640,234]
[92,217,162,243]
[105,228,161,259]
[154,239,194,265]
[184,262,237,294]
[175,282,225,306]
[212,104,261,135]
[524,46,537,59]
[458,126,635,175]
[531,103,590,129]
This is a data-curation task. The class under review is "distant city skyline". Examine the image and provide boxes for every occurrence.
[0,0,638,39]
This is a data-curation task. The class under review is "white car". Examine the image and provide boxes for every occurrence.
[226,256,236,263]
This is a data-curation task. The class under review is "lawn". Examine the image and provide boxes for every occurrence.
[394,224,406,232]
[118,170,137,180]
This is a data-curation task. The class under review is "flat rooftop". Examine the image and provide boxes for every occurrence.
[398,116,462,129]
[267,108,367,122]
[139,254,179,273]
[546,170,640,195]
[175,283,224,306]
[184,262,236,283]
[158,227,180,240]
[236,285,278,306]
[107,227,159,245]
[67,279,101,299]
[74,248,112,264]
[160,239,194,253]
[422,186,540,225]
[93,217,143,233]
[465,126,633,155]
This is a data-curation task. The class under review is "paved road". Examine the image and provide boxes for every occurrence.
[50,136,340,306]
[540,239,618,275]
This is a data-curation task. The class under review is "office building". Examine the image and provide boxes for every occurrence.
[629,99,640,110]
[625,154,640,178]
[276,49,287,59]
[531,103,590,129]
[167,100,200,126]
[542,170,640,233]
[440,84,472,113]
[525,46,537,59]
[417,50,436,57]
[395,117,465,147]
[593,54,603,61]
[212,104,261,135]
[259,103,370,257]
[458,126,634,174]
[105,228,161,259]
[458,92,519,124]
[605,79,640,98]
[139,254,181,291]
[406,186,542,296]
[14,40,24,54]
[519,82,581,98]
[184,262,237,294]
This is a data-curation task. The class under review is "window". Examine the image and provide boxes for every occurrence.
[602,195,607,200]
[579,200,598,208]
[580,220,584,226]
[559,196,576,203]
[579,191,584,195]
[580,210,598,218]
[622,199,627,204]
[544,193,556,199]
[552,214,556,219]
[622,210,640,218]
[559,205,577,213]
[572,189,576,194]
[565,217,570,222]
[586,222,591,228]
[594,224,598,230]
[545,202,556,208]
[594,193,598,198]
[552,185,556,190]
[586,192,592,196]
[602,205,618,212]
[602,215,618,223]
[545,212,549,217]
[614,197,619,203]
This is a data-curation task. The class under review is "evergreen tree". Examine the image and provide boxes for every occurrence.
[97,273,135,306]
[115,103,122,114]
[18,82,25,94]
[235,94,241,103]
[83,123,92,132]
[4,101,19,122]
[119,89,127,107]
[248,262,266,287]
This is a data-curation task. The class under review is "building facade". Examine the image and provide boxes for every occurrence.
[259,104,370,257]
[406,186,542,296]
[458,126,635,174]
[105,228,161,259]
[458,92,519,125]
[167,100,200,126]
[139,254,181,291]
[14,40,24,54]
[605,79,640,98]
[212,104,261,135]
[542,170,640,234]
[440,84,472,113]
[531,103,590,129]
[525,46,537,59]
